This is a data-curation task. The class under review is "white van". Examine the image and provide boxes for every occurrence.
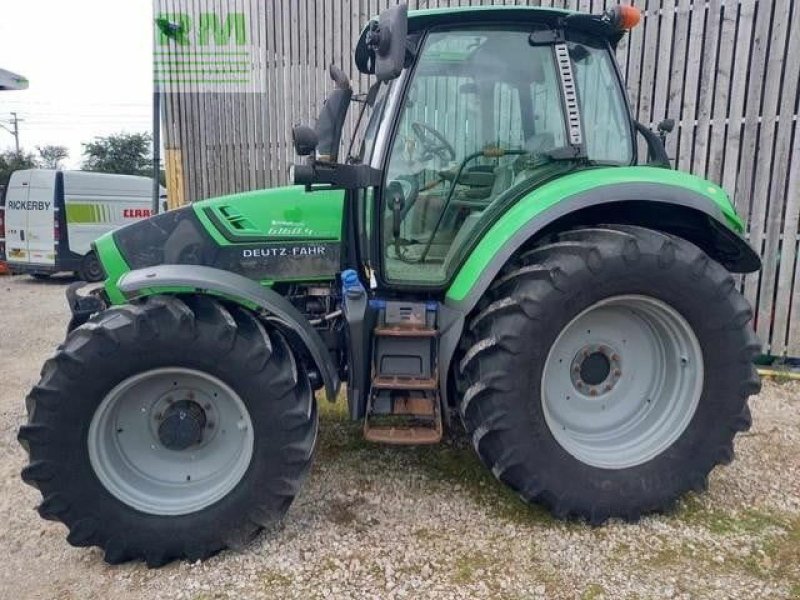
[1,170,164,281]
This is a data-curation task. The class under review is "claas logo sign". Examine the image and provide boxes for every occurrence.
[123,208,151,219]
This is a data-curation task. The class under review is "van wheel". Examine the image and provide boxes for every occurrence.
[78,252,104,282]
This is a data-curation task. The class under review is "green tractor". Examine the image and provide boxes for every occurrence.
[20,4,761,566]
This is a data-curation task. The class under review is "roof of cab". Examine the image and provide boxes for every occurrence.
[408,5,573,23]
[355,5,619,75]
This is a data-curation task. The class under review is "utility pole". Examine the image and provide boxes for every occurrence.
[0,112,22,154]
[10,112,20,154]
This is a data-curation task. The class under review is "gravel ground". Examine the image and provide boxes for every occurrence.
[1,274,798,600]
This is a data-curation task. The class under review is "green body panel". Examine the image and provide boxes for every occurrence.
[95,185,345,306]
[94,232,131,305]
[192,185,344,245]
[446,166,744,303]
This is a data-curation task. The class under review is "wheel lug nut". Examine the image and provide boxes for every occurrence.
[613,369,621,376]
[611,354,619,361]
[589,389,597,396]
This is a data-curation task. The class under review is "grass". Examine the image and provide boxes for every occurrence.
[451,550,494,584]
[676,494,788,536]
[581,583,606,600]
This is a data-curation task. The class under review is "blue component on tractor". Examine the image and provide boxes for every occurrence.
[369,299,387,310]
[425,301,438,312]
[341,269,365,300]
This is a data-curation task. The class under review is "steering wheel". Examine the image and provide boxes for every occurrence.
[411,122,456,162]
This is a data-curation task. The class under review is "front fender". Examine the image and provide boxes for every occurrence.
[116,264,340,402]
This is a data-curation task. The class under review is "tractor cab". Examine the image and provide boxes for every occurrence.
[293,4,643,289]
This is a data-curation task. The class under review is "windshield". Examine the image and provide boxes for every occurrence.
[380,28,633,286]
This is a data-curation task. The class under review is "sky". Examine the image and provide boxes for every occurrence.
[0,0,153,169]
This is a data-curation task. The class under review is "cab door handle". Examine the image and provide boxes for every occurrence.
[20,229,25,241]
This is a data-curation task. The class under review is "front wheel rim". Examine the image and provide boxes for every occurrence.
[88,367,254,516]
[541,295,704,470]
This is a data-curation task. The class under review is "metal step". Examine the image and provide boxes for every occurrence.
[363,391,442,445]
[363,424,442,445]
[374,325,437,338]
[372,374,438,390]
[365,300,441,445]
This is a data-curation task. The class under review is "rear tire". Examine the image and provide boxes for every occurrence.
[78,251,104,282]
[19,295,317,566]
[457,225,761,523]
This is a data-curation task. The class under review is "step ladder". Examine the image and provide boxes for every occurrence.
[363,301,443,445]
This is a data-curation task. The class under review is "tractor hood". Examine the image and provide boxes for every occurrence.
[94,185,345,303]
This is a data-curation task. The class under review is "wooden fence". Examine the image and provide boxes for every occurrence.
[157,0,800,356]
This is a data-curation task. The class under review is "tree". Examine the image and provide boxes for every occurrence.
[0,149,39,186]
[36,145,69,170]
[82,132,152,176]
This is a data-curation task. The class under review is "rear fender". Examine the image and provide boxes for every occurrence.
[116,264,340,402]
[439,174,761,410]
[446,179,760,315]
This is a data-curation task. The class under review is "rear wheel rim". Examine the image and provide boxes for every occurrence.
[541,295,704,470]
[88,367,254,515]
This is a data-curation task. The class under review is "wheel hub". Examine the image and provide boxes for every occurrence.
[570,344,622,396]
[157,400,207,451]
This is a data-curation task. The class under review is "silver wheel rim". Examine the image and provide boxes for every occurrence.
[88,368,254,515]
[541,295,703,470]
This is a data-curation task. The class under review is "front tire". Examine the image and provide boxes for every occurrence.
[457,225,761,523]
[19,295,317,566]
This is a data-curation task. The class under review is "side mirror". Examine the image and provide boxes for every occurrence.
[658,118,675,135]
[366,4,407,82]
[657,118,675,146]
[292,125,318,156]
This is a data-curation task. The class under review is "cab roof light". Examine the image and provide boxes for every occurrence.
[607,5,641,30]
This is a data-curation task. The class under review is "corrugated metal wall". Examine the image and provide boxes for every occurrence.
[155,0,800,356]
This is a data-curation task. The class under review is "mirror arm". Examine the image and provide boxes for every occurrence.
[633,121,671,168]
[293,160,383,190]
